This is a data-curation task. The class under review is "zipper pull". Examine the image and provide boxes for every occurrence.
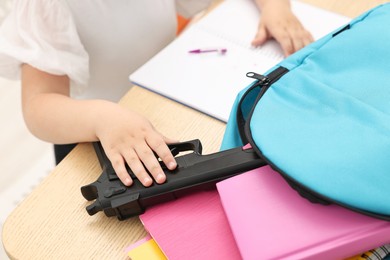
[246,72,270,86]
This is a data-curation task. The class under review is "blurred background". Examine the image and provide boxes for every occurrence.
[0,1,55,258]
[0,0,211,257]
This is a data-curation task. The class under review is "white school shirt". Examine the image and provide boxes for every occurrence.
[0,0,208,101]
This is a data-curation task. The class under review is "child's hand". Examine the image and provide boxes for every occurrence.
[95,102,177,187]
[252,0,313,56]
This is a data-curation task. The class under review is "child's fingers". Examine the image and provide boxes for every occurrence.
[271,27,294,56]
[135,143,167,184]
[163,135,179,145]
[106,152,133,186]
[289,27,313,54]
[148,136,177,171]
[123,148,153,187]
[251,23,268,47]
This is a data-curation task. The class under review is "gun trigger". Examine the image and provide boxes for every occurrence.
[104,186,127,198]
[170,147,180,157]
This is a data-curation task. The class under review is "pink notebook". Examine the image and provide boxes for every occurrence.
[217,166,390,260]
[140,189,241,259]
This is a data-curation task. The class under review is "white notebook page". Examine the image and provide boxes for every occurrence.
[130,0,350,122]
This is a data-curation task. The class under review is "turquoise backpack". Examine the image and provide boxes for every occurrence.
[221,4,390,220]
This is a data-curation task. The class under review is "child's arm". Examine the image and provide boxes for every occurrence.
[21,64,177,187]
[252,0,314,56]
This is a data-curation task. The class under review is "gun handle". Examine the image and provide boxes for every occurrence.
[93,142,117,181]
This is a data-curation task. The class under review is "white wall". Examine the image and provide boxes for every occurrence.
[0,2,56,256]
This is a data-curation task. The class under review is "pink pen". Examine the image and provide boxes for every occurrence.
[189,48,227,54]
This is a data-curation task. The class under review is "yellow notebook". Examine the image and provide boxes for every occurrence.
[126,236,166,260]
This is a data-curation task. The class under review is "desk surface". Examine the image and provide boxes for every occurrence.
[3,1,390,259]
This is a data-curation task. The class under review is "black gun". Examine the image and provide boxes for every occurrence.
[81,139,265,220]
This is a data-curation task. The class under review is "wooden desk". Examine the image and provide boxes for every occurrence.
[3,1,390,259]
[2,86,225,259]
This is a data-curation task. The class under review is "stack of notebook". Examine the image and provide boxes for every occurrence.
[139,166,390,259]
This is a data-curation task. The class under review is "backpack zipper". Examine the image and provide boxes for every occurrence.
[246,72,270,88]
[246,67,289,99]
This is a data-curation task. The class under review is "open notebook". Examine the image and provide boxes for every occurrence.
[129,0,350,122]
